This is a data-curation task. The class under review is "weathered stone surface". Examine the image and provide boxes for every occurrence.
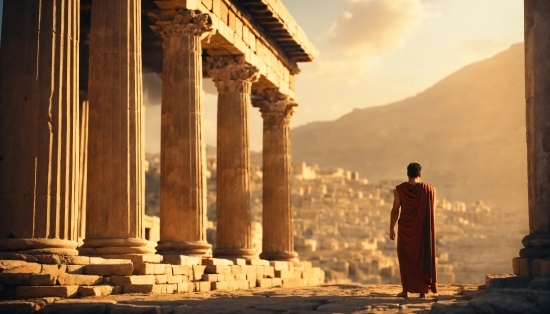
[211,281,229,290]
[133,263,167,275]
[78,285,121,297]
[0,300,43,314]
[171,265,191,276]
[16,285,79,298]
[487,275,531,290]
[41,264,67,275]
[202,274,218,281]
[247,259,270,266]
[468,292,539,313]
[154,275,168,284]
[0,260,41,273]
[111,275,155,285]
[34,255,90,265]
[205,265,231,274]
[202,258,233,266]
[108,304,161,314]
[530,277,550,290]
[191,265,206,281]
[29,274,57,286]
[123,284,164,294]
[102,254,163,264]
[162,255,201,266]
[256,278,272,288]
[84,264,133,276]
[41,300,116,314]
[89,258,132,265]
[67,265,86,274]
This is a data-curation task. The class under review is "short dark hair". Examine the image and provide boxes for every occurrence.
[407,162,422,178]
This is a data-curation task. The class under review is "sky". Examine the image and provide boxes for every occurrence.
[144,0,524,153]
[0,0,524,153]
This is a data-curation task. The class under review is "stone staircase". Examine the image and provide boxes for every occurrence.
[0,254,325,300]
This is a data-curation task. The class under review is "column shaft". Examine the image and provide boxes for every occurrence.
[149,9,213,257]
[80,0,152,256]
[256,92,298,262]
[0,0,80,255]
[207,56,259,259]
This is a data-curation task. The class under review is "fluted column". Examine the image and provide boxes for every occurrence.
[253,89,299,262]
[206,56,259,259]
[515,0,550,277]
[80,0,153,257]
[0,0,80,255]
[149,9,213,257]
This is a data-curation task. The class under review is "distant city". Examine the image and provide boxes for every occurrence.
[144,152,523,285]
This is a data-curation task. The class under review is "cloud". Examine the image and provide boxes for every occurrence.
[308,0,430,82]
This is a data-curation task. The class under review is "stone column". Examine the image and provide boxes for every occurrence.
[206,56,259,259]
[79,0,153,257]
[149,9,213,257]
[515,0,550,277]
[0,0,80,255]
[253,90,299,262]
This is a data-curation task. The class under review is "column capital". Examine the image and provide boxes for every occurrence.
[205,55,260,93]
[149,8,212,38]
[253,89,297,125]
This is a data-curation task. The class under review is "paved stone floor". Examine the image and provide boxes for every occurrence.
[0,284,484,313]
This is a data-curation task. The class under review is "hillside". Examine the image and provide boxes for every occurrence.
[291,43,527,214]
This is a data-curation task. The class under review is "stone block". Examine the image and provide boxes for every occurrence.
[0,260,41,273]
[133,263,167,275]
[123,284,163,294]
[84,263,133,276]
[512,257,529,277]
[227,281,238,291]
[244,265,256,274]
[40,300,116,314]
[211,281,228,290]
[272,278,282,287]
[247,259,270,266]
[0,301,41,314]
[248,280,256,288]
[57,274,103,286]
[227,258,246,266]
[225,274,235,281]
[231,265,241,275]
[270,261,291,271]
[529,276,550,290]
[101,254,162,263]
[176,282,192,293]
[167,274,183,284]
[41,264,66,275]
[195,281,211,292]
[201,274,218,281]
[66,265,85,274]
[162,255,201,266]
[256,278,272,288]
[202,0,213,10]
[34,255,90,265]
[16,286,79,298]
[111,275,155,285]
[0,273,32,285]
[308,277,320,286]
[205,265,231,274]
[237,273,247,281]
[246,273,257,282]
[165,284,175,294]
[89,258,131,264]
[282,278,299,288]
[29,274,56,286]
[265,266,275,278]
[108,304,162,314]
[202,258,233,266]
[216,274,225,281]
[171,265,191,276]
[256,266,265,278]
[154,275,168,284]
[78,285,121,297]
[212,0,221,17]
[293,270,304,279]
[275,269,293,279]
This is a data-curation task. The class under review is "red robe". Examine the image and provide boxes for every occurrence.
[395,182,437,294]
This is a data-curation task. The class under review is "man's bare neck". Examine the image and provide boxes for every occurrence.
[407,177,421,185]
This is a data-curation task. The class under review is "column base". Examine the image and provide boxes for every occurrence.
[260,251,299,263]
[156,241,212,257]
[213,247,256,260]
[79,238,154,256]
[0,238,78,255]
[514,232,550,278]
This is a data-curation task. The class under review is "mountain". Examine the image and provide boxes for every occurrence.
[291,43,527,213]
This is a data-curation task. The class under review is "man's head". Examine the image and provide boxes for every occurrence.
[407,162,422,178]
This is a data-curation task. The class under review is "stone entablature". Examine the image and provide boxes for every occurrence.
[144,0,313,98]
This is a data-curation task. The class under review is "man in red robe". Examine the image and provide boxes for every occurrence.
[389,162,437,298]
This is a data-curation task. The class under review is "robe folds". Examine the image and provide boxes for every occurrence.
[396,182,437,294]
